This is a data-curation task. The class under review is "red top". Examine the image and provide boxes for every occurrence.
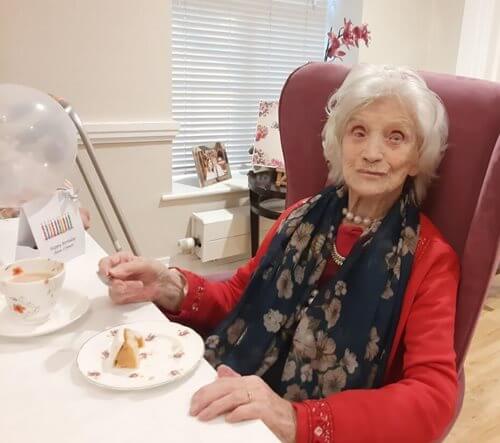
[167,200,460,443]
[318,223,363,285]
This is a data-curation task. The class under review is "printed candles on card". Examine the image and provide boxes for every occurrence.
[41,214,74,240]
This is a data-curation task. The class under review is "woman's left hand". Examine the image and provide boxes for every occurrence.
[190,365,297,443]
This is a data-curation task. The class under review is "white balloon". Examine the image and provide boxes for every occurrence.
[0,84,77,207]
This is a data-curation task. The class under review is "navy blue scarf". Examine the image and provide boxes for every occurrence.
[204,185,419,400]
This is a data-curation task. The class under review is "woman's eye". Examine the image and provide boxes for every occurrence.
[352,128,365,138]
[389,131,404,143]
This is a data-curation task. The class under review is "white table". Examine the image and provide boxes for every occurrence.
[0,219,278,443]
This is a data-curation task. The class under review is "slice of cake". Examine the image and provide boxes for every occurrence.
[110,328,145,369]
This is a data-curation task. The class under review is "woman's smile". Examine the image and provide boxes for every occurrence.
[356,169,387,178]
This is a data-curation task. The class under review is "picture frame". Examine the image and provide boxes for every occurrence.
[192,142,232,187]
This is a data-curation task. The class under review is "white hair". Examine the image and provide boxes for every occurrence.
[322,64,449,204]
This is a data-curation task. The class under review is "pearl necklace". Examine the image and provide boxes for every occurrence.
[332,209,381,266]
[342,208,378,227]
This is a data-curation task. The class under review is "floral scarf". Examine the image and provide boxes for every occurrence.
[204,185,419,401]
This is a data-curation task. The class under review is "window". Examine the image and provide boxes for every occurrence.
[171,0,331,175]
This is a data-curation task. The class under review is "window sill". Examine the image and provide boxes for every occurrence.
[161,170,249,202]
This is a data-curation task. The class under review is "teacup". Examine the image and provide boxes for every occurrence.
[0,258,65,324]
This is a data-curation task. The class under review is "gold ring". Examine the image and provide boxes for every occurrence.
[246,389,253,403]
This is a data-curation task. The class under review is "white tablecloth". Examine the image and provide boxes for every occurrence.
[0,219,278,443]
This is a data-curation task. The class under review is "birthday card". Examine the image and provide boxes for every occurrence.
[16,190,85,261]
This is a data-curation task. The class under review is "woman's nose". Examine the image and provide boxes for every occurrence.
[362,135,383,162]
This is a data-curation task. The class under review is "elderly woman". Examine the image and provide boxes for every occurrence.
[98,64,459,443]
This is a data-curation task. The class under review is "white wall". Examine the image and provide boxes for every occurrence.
[456,0,500,81]
[358,0,465,75]
[425,0,466,74]
[358,0,432,69]
[0,0,172,121]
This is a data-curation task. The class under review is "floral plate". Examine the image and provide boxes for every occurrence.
[77,321,205,390]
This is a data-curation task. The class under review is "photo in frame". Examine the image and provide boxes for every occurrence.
[192,142,232,187]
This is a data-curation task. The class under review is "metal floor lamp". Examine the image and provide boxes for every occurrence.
[54,97,140,256]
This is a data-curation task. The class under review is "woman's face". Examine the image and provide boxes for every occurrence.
[341,97,419,202]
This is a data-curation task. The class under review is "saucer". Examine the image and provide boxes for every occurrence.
[77,321,204,390]
[0,289,90,338]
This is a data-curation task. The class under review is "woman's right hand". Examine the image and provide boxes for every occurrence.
[97,251,187,312]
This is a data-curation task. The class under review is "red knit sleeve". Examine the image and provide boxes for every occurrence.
[164,200,306,335]
[292,237,460,443]
[293,400,335,443]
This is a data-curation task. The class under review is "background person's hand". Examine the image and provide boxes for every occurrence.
[0,208,20,219]
[98,252,186,311]
[79,207,91,230]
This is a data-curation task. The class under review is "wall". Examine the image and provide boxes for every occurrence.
[358,0,465,75]
[424,0,466,74]
[358,0,432,69]
[0,0,172,122]
[456,0,500,81]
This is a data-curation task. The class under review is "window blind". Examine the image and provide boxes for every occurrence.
[171,0,330,175]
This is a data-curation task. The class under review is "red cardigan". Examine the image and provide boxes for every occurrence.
[168,200,460,443]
